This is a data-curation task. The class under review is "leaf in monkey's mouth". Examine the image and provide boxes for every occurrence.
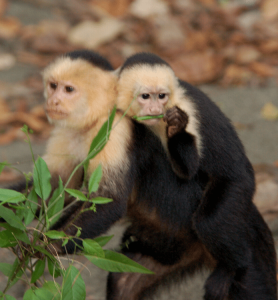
[132,114,164,121]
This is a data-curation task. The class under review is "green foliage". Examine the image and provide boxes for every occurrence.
[0,112,152,299]
[62,266,86,300]
[132,114,164,121]
[33,157,52,201]
[86,250,154,274]
[47,177,65,227]
[88,164,102,194]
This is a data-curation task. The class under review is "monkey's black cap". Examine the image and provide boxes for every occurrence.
[120,52,170,73]
[65,50,114,71]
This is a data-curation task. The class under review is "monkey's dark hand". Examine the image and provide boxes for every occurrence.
[163,106,189,138]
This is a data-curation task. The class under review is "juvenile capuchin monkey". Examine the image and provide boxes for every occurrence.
[114,52,277,300]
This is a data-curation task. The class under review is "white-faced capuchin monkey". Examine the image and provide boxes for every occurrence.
[114,52,277,300]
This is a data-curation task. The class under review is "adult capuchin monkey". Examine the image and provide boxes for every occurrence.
[114,52,277,300]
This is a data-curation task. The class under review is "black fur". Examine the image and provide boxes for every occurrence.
[65,50,114,71]
[119,52,170,74]
[106,53,277,300]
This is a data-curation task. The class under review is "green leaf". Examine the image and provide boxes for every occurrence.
[90,197,113,204]
[8,258,25,288]
[83,239,104,257]
[88,164,102,194]
[31,259,46,283]
[21,124,29,134]
[48,259,62,278]
[65,189,87,201]
[0,188,26,204]
[33,157,52,200]
[23,289,40,300]
[43,281,61,300]
[62,266,86,300]
[0,206,25,230]
[132,114,164,121]
[0,223,30,245]
[62,239,69,247]
[84,106,117,173]
[24,189,38,225]
[34,288,56,300]
[0,230,17,247]
[86,250,154,274]
[48,177,65,226]
[93,235,114,247]
[0,263,13,277]
[5,295,17,300]
[45,230,67,239]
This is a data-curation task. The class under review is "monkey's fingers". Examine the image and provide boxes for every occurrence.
[167,126,180,138]
[165,113,188,129]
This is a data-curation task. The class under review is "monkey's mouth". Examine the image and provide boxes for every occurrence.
[46,109,68,120]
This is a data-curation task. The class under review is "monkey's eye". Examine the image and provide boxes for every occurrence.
[50,82,57,90]
[65,86,74,93]
[141,94,150,100]
[159,94,166,99]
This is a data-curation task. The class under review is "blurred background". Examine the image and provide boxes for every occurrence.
[0,0,277,298]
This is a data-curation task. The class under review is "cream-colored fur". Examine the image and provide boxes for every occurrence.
[117,64,202,156]
[42,57,132,189]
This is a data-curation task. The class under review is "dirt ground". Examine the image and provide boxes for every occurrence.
[0,0,278,299]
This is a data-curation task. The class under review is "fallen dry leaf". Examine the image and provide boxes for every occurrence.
[0,112,48,132]
[261,102,278,121]
[171,52,223,85]
[68,18,124,49]
[0,53,16,70]
[0,127,21,145]
[0,97,10,114]
[129,0,169,18]
[152,15,185,54]
[259,39,278,54]
[89,0,132,17]
[233,122,253,130]
[222,64,254,85]
[235,45,261,64]
[30,105,47,120]
[15,98,28,113]
[197,0,217,7]
[0,16,21,39]
[31,35,74,54]
[249,61,276,77]
[17,51,53,68]
[261,0,278,21]
[0,0,7,17]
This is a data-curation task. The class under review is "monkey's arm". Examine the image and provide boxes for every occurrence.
[50,191,127,254]
[164,106,200,179]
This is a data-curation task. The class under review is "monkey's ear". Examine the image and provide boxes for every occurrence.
[113,67,121,77]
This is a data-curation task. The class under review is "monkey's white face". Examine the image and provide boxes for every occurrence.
[45,78,84,125]
[135,86,169,125]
